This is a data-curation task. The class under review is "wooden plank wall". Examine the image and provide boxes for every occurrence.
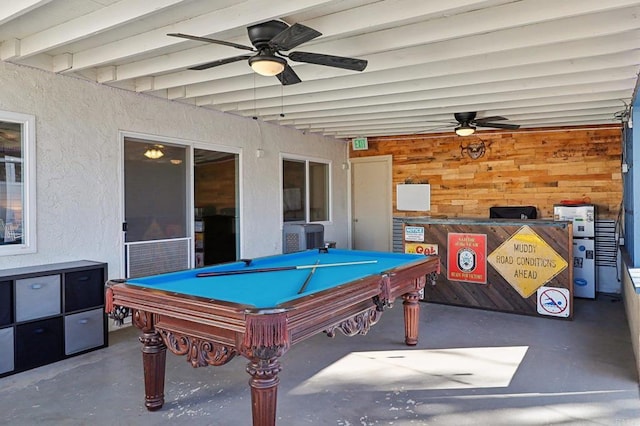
[195,158,236,212]
[349,126,623,219]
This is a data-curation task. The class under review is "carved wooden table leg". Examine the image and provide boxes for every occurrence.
[246,352,282,426]
[134,310,167,411]
[402,291,421,346]
[140,330,167,411]
[241,312,289,426]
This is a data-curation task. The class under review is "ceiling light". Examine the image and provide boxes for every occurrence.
[455,124,476,137]
[144,146,164,159]
[249,55,286,76]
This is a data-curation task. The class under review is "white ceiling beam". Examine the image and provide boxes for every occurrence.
[267,90,632,124]
[299,103,627,131]
[203,47,640,109]
[331,118,619,138]
[276,98,628,127]
[191,36,639,105]
[16,0,192,59]
[110,0,503,83]
[52,53,73,72]
[0,0,52,26]
[168,9,640,100]
[315,109,623,134]
[66,0,336,72]
[322,114,621,138]
[1,0,635,138]
[309,107,623,133]
[0,38,20,60]
[113,0,640,91]
[245,78,636,118]
[214,60,639,113]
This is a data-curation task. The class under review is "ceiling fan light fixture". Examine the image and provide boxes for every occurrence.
[249,55,286,76]
[455,124,476,137]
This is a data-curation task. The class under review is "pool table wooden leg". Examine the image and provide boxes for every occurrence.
[135,310,167,411]
[403,291,421,346]
[246,355,282,426]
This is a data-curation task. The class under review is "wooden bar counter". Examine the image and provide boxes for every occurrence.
[398,217,573,319]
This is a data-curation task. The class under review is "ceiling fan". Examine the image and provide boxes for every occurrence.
[426,112,521,136]
[168,20,368,85]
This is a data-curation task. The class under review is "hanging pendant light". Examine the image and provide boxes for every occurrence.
[144,145,164,159]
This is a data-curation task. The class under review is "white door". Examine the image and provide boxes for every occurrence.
[350,156,392,251]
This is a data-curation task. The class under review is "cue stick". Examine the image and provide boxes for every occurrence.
[195,259,378,277]
[298,260,320,294]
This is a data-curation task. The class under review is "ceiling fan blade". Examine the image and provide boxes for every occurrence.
[423,120,457,125]
[269,23,321,51]
[288,51,367,71]
[188,55,251,70]
[474,116,508,124]
[168,33,255,52]
[420,125,455,132]
[478,122,520,130]
[276,64,302,85]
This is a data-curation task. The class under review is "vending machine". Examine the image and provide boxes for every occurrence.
[553,204,596,299]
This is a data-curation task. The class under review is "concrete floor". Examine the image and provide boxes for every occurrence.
[1,295,640,426]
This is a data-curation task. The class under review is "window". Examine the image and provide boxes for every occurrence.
[282,157,330,223]
[0,111,36,254]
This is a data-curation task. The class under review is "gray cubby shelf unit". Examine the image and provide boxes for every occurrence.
[0,260,108,377]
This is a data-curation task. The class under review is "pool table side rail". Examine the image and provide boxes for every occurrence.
[282,255,439,344]
[108,283,249,346]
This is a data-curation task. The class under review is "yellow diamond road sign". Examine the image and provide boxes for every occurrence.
[487,225,568,298]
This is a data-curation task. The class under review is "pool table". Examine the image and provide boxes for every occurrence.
[105,248,439,426]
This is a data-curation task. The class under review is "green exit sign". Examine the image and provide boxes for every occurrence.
[352,137,368,150]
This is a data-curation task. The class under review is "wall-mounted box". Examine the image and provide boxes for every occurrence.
[396,184,430,211]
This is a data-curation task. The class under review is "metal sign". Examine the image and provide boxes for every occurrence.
[405,242,438,256]
[487,225,568,298]
[404,226,425,242]
[537,286,570,317]
[447,233,487,284]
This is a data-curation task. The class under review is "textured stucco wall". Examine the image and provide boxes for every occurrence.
[0,61,349,277]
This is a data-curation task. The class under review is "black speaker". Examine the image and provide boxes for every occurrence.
[489,206,537,219]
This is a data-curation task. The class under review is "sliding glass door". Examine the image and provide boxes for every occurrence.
[193,148,239,266]
[122,136,240,277]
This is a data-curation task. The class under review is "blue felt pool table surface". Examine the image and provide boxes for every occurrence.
[126,249,426,308]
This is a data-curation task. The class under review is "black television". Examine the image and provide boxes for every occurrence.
[489,206,537,219]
